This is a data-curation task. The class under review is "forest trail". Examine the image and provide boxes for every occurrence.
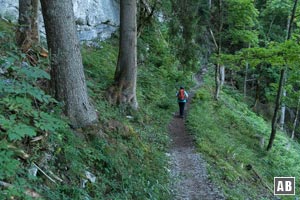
[168,69,225,200]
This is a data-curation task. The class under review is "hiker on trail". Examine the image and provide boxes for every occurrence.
[176,86,189,118]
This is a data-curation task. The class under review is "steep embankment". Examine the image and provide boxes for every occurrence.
[186,71,300,199]
[169,69,225,199]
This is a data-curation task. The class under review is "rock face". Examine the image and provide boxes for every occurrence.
[0,0,120,41]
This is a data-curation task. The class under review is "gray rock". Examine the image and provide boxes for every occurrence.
[0,0,120,41]
[0,0,18,22]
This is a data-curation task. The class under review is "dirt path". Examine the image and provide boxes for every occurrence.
[168,69,225,200]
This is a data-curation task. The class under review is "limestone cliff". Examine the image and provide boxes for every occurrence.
[0,0,120,41]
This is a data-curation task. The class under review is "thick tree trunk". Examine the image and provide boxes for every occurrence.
[108,0,138,109]
[30,0,39,43]
[40,0,98,128]
[16,0,39,51]
[17,0,32,51]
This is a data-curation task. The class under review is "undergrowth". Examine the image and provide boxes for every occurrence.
[0,19,193,199]
[187,71,300,200]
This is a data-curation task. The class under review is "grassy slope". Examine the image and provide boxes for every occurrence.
[187,71,300,200]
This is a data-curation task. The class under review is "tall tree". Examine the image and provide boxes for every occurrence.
[16,0,39,52]
[40,0,98,128]
[267,0,298,151]
[169,0,202,70]
[30,0,39,43]
[209,0,258,100]
[137,0,158,37]
[291,95,300,139]
[108,0,138,110]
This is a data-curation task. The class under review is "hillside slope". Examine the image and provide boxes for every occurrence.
[187,70,300,199]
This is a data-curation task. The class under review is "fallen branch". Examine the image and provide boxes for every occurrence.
[30,135,44,143]
[209,28,218,49]
[49,170,63,183]
[0,180,11,187]
[7,145,30,159]
[33,162,57,184]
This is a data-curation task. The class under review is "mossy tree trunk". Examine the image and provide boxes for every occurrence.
[40,0,98,128]
[108,0,138,110]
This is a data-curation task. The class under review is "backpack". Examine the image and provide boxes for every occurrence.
[178,89,185,101]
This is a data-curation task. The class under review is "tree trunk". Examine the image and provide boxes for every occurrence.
[40,0,98,128]
[215,64,221,100]
[220,65,225,87]
[279,16,293,131]
[30,0,39,43]
[267,69,285,151]
[244,62,248,98]
[279,88,286,130]
[279,0,298,130]
[16,0,39,52]
[17,0,32,51]
[267,0,298,150]
[291,95,300,140]
[108,0,138,109]
[214,0,223,100]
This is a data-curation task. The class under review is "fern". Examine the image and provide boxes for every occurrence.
[0,30,69,199]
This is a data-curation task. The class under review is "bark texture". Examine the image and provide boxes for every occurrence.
[16,0,39,51]
[108,0,138,109]
[40,0,98,128]
[30,0,39,43]
[220,65,225,87]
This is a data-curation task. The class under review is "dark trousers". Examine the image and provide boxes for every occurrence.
[178,102,185,117]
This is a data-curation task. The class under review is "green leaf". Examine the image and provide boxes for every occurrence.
[1,96,32,113]
[0,114,13,129]
[34,112,67,132]
[18,65,50,81]
[7,123,36,141]
[0,150,20,179]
